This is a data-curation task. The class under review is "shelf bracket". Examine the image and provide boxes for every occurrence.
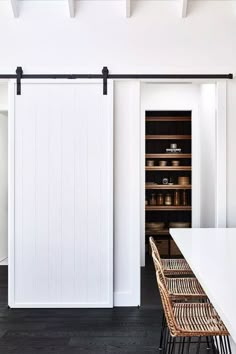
[102,66,109,95]
[16,66,23,95]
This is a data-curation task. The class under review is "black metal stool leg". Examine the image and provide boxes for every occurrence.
[219,335,226,354]
[159,312,165,351]
[225,336,232,354]
[196,336,201,354]
[223,336,230,354]
[171,337,176,354]
[222,335,232,354]
[167,333,173,354]
[212,336,218,354]
[181,337,185,354]
[216,336,221,353]
[206,336,211,351]
[162,325,169,353]
[178,337,183,354]
[186,337,191,354]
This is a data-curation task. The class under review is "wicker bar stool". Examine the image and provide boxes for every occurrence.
[154,255,232,354]
[150,236,193,276]
[151,252,207,301]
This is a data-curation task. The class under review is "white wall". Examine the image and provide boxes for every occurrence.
[0,1,235,230]
[0,111,8,262]
[199,84,216,227]
[0,1,235,73]
[0,84,8,111]
[114,81,140,306]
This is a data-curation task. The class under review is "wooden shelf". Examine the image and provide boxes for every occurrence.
[146,135,191,140]
[146,206,191,211]
[146,153,191,159]
[146,117,191,122]
[146,229,170,236]
[145,184,191,190]
[146,166,191,171]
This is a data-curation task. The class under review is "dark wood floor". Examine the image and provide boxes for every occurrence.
[141,255,161,308]
[0,260,209,353]
[0,263,163,354]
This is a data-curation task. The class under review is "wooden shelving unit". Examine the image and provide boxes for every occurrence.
[146,166,191,171]
[146,117,191,122]
[146,229,169,236]
[146,135,191,140]
[146,206,191,211]
[145,111,192,258]
[146,153,192,158]
[145,184,191,190]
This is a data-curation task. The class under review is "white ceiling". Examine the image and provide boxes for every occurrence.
[3,0,235,19]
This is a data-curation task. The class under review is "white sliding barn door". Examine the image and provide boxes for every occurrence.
[9,81,113,308]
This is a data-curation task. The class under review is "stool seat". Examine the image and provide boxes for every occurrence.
[161,258,193,276]
[167,277,207,301]
[173,302,228,337]
[149,237,193,276]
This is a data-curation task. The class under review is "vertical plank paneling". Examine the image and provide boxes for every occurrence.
[14,91,23,303]
[87,85,102,303]
[34,86,50,302]
[74,85,88,303]
[100,92,113,305]
[48,85,63,303]
[61,86,76,302]
[16,86,37,302]
[12,81,113,308]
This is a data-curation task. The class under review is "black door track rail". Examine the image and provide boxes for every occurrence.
[0,67,233,96]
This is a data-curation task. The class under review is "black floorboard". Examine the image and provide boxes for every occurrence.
[0,263,210,353]
[141,254,161,308]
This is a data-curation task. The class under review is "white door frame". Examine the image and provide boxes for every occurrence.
[139,80,227,267]
[8,79,114,308]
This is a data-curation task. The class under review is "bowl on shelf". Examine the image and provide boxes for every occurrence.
[146,160,155,167]
[178,176,190,185]
[169,222,191,228]
[171,160,180,166]
[159,160,167,166]
[145,222,165,231]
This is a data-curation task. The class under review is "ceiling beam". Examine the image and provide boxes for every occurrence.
[180,0,188,18]
[126,0,131,18]
[68,0,75,18]
[10,0,19,18]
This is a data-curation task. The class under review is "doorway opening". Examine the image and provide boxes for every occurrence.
[141,110,192,307]
[140,82,224,307]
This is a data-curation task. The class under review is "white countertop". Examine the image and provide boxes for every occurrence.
[170,228,236,342]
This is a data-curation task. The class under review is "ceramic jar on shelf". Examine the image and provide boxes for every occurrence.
[146,160,154,167]
[178,176,190,185]
[173,190,181,206]
[159,160,167,167]
[157,193,164,206]
[149,193,156,206]
[165,193,172,206]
